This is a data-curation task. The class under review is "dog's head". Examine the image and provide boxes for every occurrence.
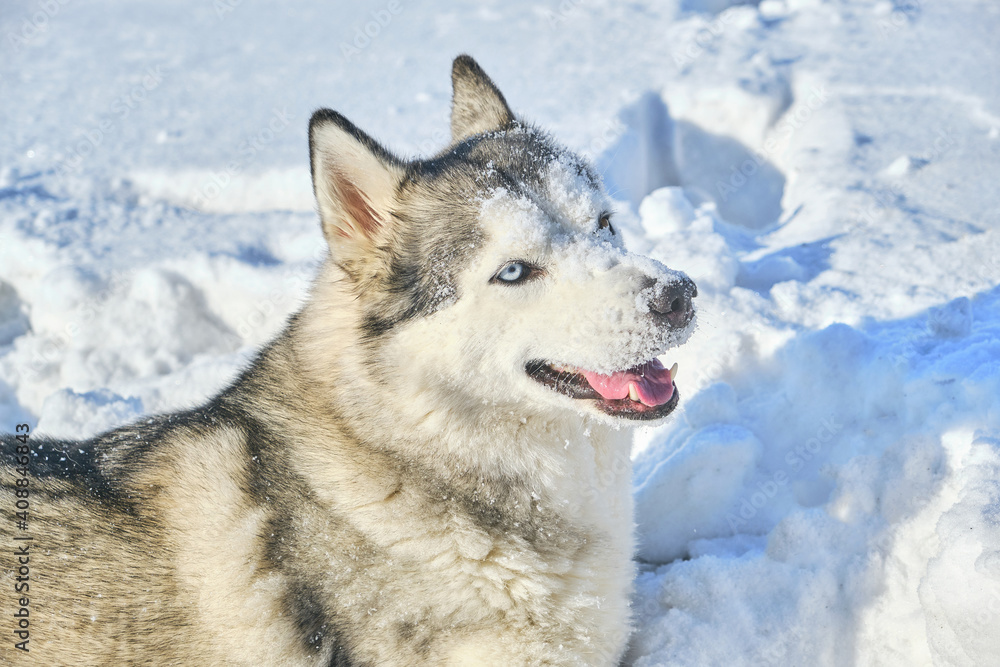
[308,56,696,426]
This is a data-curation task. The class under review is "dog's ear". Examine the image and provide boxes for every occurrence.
[309,109,405,265]
[450,55,515,144]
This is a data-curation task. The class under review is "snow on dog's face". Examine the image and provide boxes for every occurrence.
[466,157,696,422]
[308,56,696,425]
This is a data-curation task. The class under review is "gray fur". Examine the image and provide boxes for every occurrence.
[450,55,515,144]
[1,55,695,665]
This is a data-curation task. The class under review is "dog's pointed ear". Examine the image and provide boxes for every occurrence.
[309,109,404,262]
[450,55,515,144]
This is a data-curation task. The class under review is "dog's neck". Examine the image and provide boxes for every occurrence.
[253,266,634,519]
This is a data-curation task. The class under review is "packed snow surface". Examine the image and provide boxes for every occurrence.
[2,0,999,664]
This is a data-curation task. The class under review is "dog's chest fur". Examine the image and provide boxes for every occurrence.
[7,286,638,666]
[286,426,634,666]
[82,323,636,666]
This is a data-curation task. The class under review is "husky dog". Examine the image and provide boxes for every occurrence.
[1,55,695,665]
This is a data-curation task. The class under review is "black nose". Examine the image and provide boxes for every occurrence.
[648,276,697,328]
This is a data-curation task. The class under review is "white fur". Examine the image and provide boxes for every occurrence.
[284,156,692,664]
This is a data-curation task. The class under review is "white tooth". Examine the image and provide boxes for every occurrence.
[628,383,639,402]
[670,362,679,381]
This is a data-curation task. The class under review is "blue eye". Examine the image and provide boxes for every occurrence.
[500,263,525,281]
[492,261,538,285]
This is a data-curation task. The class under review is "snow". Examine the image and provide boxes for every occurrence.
[2,0,999,664]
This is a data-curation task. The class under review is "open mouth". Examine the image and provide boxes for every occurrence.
[525,358,680,420]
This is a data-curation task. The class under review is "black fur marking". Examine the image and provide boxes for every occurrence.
[279,578,359,665]
[395,618,432,657]
[239,412,281,506]
[260,513,291,572]
[1,433,139,515]
[286,581,330,653]
[205,366,310,508]
[357,227,481,343]
[328,643,356,667]
[257,493,358,663]
[423,469,582,559]
[351,123,593,347]
[309,108,405,197]
[396,620,417,640]
[360,311,397,340]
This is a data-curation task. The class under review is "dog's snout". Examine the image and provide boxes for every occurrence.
[647,276,697,328]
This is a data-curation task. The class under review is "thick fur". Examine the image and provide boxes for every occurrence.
[0,56,695,665]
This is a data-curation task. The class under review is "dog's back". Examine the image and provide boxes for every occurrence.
[2,348,375,665]
[3,422,196,663]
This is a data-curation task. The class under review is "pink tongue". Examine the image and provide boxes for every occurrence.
[581,359,674,407]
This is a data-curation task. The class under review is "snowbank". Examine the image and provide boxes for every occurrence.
[2,0,999,664]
